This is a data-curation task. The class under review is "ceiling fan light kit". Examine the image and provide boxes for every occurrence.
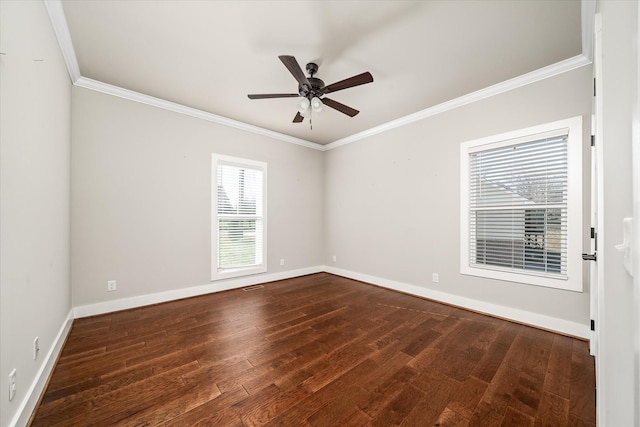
[248,55,373,128]
[298,96,323,118]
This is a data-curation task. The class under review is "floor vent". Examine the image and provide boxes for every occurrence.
[243,285,264,292]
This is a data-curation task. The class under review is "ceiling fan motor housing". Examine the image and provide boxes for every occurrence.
[298,63,324,98]
[298,78,325,98]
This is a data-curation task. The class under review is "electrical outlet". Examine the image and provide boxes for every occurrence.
[107,280,117,292]
[8,369,16,401]
[33,337,39,360]
[280,259,285,266]
[332,255,337,262]
[432,273,439,283]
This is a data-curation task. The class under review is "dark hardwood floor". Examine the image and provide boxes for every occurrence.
[30,273,595,426]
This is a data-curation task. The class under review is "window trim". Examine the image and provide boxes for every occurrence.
[460,116,583,292]
[211,154,267,281]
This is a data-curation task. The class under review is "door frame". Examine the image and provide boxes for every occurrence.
[633,4,640,424]
[592,12,605,425]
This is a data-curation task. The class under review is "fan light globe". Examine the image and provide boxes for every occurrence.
[297,98,310,114]
[311,97,323,113]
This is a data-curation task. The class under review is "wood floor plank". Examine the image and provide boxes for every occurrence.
[534,390,570,427]
[446,376,489,420]
[238,384,312,426]
[569,338,596,425]
[301,340,371,392]
[29,273,595,426]
[467,401,507,427]
[543,334,574,398]
[399,374,459,426]
[275,358,379,426]
[370,384,425,426]
[501,406,535,427]
[332,407,372,427]
[164,386,248,426]
[471,322,519,383]
[358,366,420,418]
[509,370,544,417]
[434,407,471,427]
[99,375,221,427]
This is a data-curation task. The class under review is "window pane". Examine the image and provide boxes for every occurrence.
[217,165,263,216]
[468,135,568,278]
[218,219,262,270]
[470,136,568,208]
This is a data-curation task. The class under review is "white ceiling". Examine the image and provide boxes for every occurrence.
[58,0,586,146]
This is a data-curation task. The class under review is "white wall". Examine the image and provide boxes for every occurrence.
[71,87,324,309]
[597,1,638,425]
[325,65,593,330]
[0,1,72,426]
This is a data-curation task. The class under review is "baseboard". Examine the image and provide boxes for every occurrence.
[323,266,590,339]
[9,309,74,427]
[73,264,589,337]
[73,266,324,318]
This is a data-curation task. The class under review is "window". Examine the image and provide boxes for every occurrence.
[212,154,267,280]
[460,117,583,291]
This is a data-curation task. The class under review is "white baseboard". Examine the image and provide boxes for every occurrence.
[9,309,74,427]
[323,266,590,339]
[73,266,324,318]
[74,265,589,338]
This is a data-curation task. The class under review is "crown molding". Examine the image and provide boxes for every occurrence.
[45,0,594,152]
[44,0,322,150]
[75,77,324,151]
[324,54,592,151]
[44,0,80,83]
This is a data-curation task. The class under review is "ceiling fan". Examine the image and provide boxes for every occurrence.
[248,55,373,125]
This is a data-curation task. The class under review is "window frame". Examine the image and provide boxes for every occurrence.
[211,154,267,281]
[460,116,583,292]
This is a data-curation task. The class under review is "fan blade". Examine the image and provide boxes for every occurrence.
[321,72,373,95]
[248,93,299,99]
[279,55,311,92]
[293,112,304,123]
[322,97,360,117]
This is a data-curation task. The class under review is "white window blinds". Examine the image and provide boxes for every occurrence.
[468,132,568,278]
[212,155,266,280]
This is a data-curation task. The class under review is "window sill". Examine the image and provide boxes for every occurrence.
[461,264,582,292]
[211,265,267,282]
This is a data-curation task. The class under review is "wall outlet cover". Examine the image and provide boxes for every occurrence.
[33,337,39,360]
[9,369,16,401]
